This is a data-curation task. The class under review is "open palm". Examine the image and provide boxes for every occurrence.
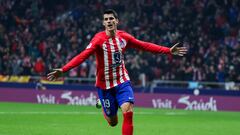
[170,43,188,56]
[47,68,63,81]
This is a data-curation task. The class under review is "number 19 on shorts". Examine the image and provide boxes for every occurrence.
[102,99,110,108]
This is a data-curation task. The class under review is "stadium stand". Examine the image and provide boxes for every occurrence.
[0,0,239,87]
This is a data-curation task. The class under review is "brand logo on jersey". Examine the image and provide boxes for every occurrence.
[86,43,92,49]
[128,97,134,100]
[111,51,122,68]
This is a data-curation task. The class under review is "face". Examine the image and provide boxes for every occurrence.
[103,14,118,32]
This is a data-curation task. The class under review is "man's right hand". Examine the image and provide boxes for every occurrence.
[47,68,63,81]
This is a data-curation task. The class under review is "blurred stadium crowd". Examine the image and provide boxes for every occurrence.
[0,0,240,85]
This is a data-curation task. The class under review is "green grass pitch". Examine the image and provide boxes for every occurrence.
[0,102,239,135]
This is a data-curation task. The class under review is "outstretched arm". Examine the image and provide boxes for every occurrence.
[61,47,95,72]
[126,34,187,56]
[47,48,95,81]
[128,37,172,54]
[47,36,99,81]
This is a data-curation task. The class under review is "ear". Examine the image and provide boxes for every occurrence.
[116,19,119,24]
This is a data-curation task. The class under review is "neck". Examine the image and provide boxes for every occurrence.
[106,29,116,37]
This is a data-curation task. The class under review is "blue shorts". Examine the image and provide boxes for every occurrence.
[97,81,134,117]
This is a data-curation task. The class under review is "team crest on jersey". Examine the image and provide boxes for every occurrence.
[103,43,107,50]
[119,38,126,48]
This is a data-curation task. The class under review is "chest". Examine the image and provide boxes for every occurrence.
[101,37,127,53]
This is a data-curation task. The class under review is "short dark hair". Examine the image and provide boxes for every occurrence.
[103,9,118,19]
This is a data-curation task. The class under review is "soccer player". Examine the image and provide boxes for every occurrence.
[47,9,187,135]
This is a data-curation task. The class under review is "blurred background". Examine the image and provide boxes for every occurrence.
[0,0,240,90]
[1,1,240,134]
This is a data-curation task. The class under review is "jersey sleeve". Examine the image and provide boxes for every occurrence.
[125,33,172,54]
[61,35,99,72]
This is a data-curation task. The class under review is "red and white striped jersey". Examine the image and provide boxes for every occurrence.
[62,30,171,90]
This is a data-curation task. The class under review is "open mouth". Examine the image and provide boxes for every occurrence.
[108,24,113,28]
